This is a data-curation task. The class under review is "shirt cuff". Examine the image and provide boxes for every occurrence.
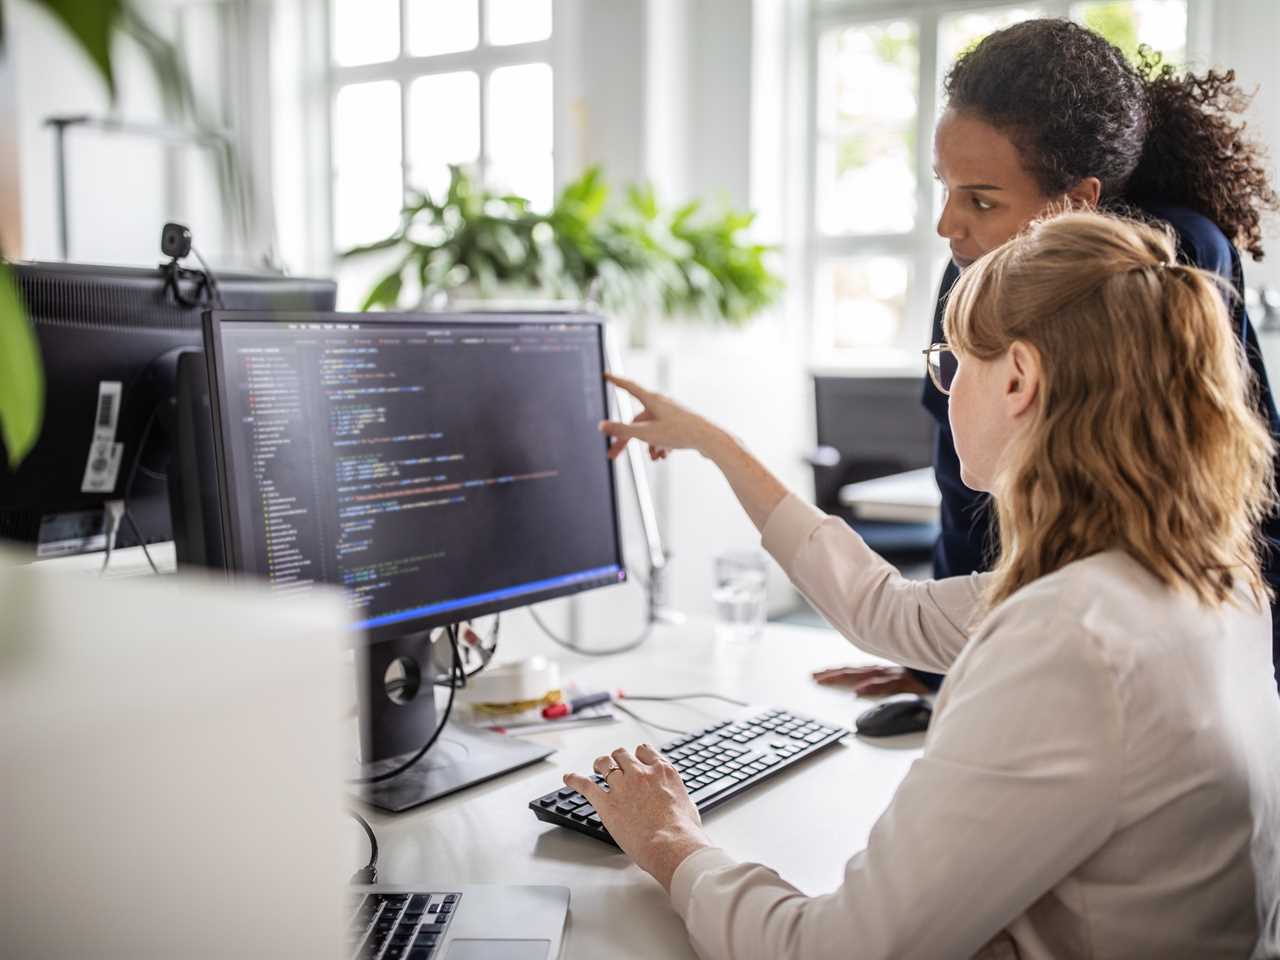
[760,493,828,570]
[669,846,738,921]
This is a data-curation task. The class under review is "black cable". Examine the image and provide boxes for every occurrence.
[347,809,379,885]
[122,406,157,502]
[113,404,161,575]
[527,604,653,657]
[611,701,690,737]
[161,259,210,308]
[348,623,462,785]
[191,245,225,309]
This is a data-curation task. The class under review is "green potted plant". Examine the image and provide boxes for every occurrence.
[341,165,783,345]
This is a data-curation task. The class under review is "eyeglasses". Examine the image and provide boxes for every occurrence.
[923,343,958,395]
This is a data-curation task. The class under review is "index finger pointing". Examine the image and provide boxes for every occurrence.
[603,372,656,405]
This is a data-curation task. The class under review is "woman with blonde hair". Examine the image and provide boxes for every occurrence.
[564,211,1280,958]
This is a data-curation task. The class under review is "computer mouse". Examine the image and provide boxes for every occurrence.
[855,695,933,737]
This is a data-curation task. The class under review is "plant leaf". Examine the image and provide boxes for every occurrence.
[360,269,403,311]
[0,263,45,469]
[29,0,126,100]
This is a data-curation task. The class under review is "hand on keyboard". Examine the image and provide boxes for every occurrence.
[563,744,713,893]
[531,709,849,862]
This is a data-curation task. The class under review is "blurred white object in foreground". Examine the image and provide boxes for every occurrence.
[0,555,350,959]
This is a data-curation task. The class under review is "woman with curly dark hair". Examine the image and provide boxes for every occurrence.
[814,17,1280,705]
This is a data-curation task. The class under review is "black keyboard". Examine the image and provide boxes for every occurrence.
[529,708,848,845]
[348,891,459,960]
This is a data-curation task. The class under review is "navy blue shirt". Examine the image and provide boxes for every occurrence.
[922,205,1280,693]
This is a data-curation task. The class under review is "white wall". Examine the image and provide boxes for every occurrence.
[561,0,813,619]
[4,0,166,263]
[2,0,265,267]
[1208,0,1280,374]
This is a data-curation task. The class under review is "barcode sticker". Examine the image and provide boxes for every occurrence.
[97,392,115,429]
[93,381,122,442]
[82,382,124,493]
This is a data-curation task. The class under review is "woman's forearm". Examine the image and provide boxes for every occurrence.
[702,429,791,533]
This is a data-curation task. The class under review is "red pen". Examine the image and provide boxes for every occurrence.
[542,690,623,719]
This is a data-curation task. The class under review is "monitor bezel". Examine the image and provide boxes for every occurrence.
[202,308,627,633]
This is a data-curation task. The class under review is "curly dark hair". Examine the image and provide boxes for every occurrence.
[944,19,1278,260]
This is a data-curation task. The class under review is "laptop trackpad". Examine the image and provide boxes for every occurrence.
[445,940,550,960]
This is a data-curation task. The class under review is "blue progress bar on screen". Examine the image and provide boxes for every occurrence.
[354,564,624,630]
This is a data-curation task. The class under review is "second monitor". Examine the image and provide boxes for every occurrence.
[203,310,626,809]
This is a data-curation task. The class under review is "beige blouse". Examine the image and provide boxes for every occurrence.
[669,494,1280,959]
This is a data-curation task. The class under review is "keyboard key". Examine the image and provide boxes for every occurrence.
[688,775,739,802]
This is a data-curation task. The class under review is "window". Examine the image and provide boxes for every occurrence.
[808,0,1189,367]
[328,0,554,307]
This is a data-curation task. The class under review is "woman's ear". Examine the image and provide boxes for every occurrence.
[1006,341,1041,418]
[1066,176,1102,209]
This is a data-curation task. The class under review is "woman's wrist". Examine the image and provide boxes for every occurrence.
[700,425,742,462]
[646,827,713,894]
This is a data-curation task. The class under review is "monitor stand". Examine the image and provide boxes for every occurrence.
[353,721,553,813]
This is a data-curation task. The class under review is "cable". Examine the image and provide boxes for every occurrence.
[461,614,500,679]
[161,259,212,308]
[622,692,750,707]
[122,510,159,574]
[113,404,161,575]
[99,501,124,576]
[611,701,690,737]
[527,604,653,657]
[191,245,225,309]
[347,809,379,885]
[348,623,462,786]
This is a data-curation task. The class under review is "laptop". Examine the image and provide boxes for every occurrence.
[0,557,569,959]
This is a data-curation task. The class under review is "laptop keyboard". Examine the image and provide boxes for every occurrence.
[349,891,459,960]
[529,707,848,845]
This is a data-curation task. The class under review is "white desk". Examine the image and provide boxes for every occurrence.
[839,467,941,524]
[25,548,919,958]
[358,617,921,959]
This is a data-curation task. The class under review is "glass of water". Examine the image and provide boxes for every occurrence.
[712,550,768,643]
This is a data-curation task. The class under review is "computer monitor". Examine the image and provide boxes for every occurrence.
[0,261,336,558]
[202,309,625,810]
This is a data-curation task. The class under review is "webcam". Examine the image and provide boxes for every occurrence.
[160,222,192,260]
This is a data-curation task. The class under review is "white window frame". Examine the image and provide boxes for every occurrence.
[801,0,1211,373]
[323,0,557,262]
